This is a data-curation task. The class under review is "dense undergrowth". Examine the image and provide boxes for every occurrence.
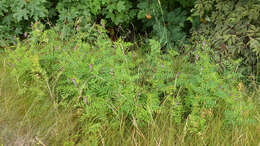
[0,23,259,145]
[1,0,260,145]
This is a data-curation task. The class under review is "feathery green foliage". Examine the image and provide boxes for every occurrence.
[1,23,259,145]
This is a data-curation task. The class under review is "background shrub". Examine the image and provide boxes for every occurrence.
[0,0,49,47]
[191,0,260,82]
[0,0,198,51]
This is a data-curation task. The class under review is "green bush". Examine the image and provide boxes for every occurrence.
[191,0,260,80]
[5,23,256,142]
[0,0,49,47]
[0,0,197,51]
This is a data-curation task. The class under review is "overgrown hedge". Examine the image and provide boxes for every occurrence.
[0,0,196,48]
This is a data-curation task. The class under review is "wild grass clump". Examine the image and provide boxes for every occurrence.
[0,23,259,145]
[0,55,81,145]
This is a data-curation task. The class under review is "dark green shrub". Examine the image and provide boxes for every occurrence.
[54,0,196,49]
[137,2,188,49]
[192,0,260,81]
[0,0,50,47]
[0,0,197,51]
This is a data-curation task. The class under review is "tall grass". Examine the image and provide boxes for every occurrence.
[1,51,259,145]
[0,54,80,145]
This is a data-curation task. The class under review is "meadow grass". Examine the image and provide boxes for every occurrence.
[1,53,259,146]
[0,54,80,145]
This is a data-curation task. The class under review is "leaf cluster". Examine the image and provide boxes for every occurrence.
[191,0,260,80]
[0,0,197,52]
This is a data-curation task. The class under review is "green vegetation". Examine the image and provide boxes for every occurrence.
[0,0,259,145]
[192,0,260,81]
[0,0,196,49]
